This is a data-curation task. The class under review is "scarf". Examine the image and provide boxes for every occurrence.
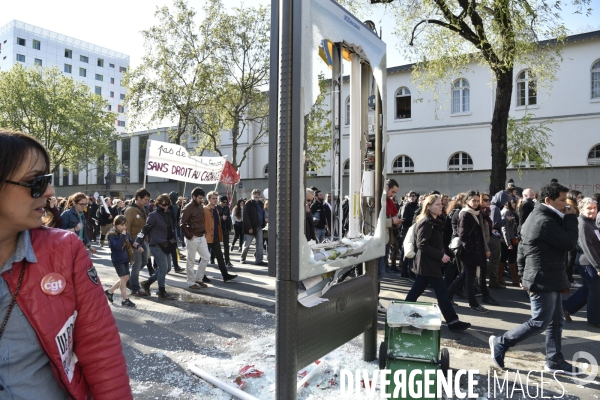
[461,205,480,225]
[386,198,398,217]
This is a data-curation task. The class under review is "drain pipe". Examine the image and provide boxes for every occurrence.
[189,366,261,400]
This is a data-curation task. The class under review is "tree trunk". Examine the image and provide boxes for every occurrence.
[489,69,513,195]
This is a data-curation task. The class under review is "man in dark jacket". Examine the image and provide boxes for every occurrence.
[311,190,329,243]
[490,183,582,375]
[212,195,233,268]
[241,189,266,265]
[399,191,418,277]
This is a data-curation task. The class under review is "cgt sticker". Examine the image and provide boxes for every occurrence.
[56,311,78,382]
[86,266,99,285]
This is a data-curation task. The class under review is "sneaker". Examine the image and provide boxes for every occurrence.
[202,275,212,283]
[545,360,584,376]
[104,290,113,304]
[471,305,489,313]
[226,263,234,268]
[570,282,583,288]
[121,298,136,307]
[377,301,387,314]
[224,274,238,282]
[174,268,186,274]
[448,321,471,332]
[188,284,203,290]
[489,336,505,368]
[195,281,208,288]
[131,290,148,297]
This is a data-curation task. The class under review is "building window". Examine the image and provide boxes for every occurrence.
[448,152,474,171]
[122,138,130,182]
[117,120,125,127]
[34,58,42,66]
[95,86,102,95]
[345,96,350,125]
[451,79,470,114]
[392,155,414,173]
[17,37,25,46]
[119,66,127,73]
[108,105,112,111]
[72,170,79,186]
[53,169,59,187]
[65,49,72,59]
[395,87,411,119]
[591,60,600,99]
[32,39,41,50]
[95,74,103,81]
[516,70,537,107]
[118,105,124,113]
[16,54,25,62]
[97,58,104,67]
[79,68,86,77]
[343,159,350,175]
[120,93,125,100]
[588,144,600,165]
[110,91,114,98]
[109,63,115,68]
[110,77,115,84]
[64,64,72,73]
[80,55,88,63]
[96,156,105,185]
[63,169,70,186]
[263,164,269,178]
[138,136,148,182]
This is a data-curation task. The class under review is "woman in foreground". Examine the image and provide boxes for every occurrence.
[0,129,131,398]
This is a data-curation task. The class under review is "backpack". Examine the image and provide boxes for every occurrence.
[403,223,418,259]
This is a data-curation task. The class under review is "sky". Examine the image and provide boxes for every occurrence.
[2,0,598,70]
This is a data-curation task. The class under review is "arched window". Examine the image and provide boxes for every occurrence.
[516,70,537,106]
[448,152,474,171]
[392,155,414,173]
[451,79,470,113]
[592,60,600,99]
[588,144,600,165]
[263,164,269,178]
[395,87,411,119]
[343,159,350,175]
[345,96,350,125]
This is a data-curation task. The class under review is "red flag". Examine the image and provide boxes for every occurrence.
[219,161,240,185]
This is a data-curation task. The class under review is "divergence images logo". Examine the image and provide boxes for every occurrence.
[572,351,598,386]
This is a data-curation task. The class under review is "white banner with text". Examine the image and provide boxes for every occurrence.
[145,140,227,184]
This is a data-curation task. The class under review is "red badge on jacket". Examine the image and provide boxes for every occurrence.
[41,273,66,295]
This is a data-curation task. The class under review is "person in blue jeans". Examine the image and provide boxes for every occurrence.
[563,198,600,327]
[405,194,471,332]
[490,183,583,375]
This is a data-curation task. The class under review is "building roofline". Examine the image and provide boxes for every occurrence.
[0,19,130,61]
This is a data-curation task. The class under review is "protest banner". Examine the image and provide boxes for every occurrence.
[145,140,227,185]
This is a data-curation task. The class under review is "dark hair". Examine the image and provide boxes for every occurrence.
[0,129,50,193]
[567,190,582,202]
[220,195,228,202]
[156,193,171,206]
[310,186,319,192]
[592,193,600,202]
[234,199,244,218]
[314,190,321,197]
[113,215,127,226]
[508,178,514,183]
[191,187,205,197]
[429,190,440,195]
[540,183,569,201]
[550,178,559,184]
[386,178,399,190]
[465,190,480,200]
[135,188,151,200]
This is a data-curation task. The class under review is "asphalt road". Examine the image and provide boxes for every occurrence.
[89,237,600,399]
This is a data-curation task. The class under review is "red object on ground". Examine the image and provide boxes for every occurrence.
[239,365,264,378]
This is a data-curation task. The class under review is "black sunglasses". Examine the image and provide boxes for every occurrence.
[5,174,53,198]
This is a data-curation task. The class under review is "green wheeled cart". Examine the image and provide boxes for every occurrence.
[378,301,449,399]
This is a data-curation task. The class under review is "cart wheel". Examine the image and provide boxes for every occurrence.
[379,342,388,370]
[440,348,450,377]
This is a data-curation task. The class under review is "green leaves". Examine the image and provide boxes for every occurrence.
[0,64,118,172]
[507,112,555,178]
[306,73,333,171]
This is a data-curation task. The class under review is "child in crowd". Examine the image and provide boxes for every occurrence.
[105,215,144,307]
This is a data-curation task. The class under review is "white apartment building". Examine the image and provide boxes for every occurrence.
[0,20,130,186]
[49,30,600,196]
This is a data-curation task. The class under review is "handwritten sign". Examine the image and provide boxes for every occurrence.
[145,140,227,184]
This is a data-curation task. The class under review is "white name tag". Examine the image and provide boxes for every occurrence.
[55,311,78,382]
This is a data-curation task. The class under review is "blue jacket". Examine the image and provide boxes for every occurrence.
[108,229,135,265]
[60,207,90,246]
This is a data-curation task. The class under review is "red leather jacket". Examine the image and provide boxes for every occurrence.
[2,227,132,399]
